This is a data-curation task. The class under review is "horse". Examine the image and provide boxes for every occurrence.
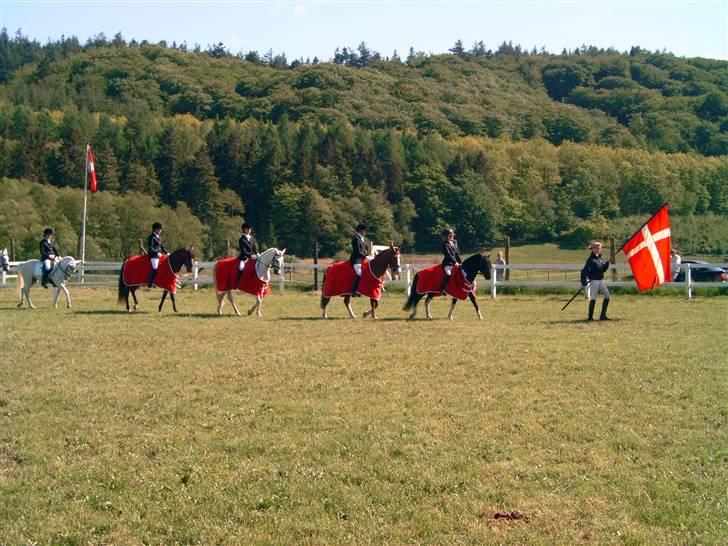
[16,256,78,309]
[320,244,401,320]
[214,247,286,317]
[403,253,492,320]
[117,247,195,313]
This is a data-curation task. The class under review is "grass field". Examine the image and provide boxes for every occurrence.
[1,286,727,545]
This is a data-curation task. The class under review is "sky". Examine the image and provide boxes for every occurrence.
[1,0,726,61]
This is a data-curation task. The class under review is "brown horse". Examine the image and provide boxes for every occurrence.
[320,245,400,320]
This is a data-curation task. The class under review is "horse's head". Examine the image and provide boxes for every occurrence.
[185,247,196,273]
[272,248,286,275]
[479,253,492,280]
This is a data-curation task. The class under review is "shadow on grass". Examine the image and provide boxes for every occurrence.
[73,309,149,315]
[547,318,625,324]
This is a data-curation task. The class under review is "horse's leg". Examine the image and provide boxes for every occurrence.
[62,284,71,308]
[425,294,434,320]
[131,287,138,311]
[52,286,61,308]
[216,291,225,315]
[468,292,483,320]
[344,295,356,319]
[447,297,458,320]
[170,292,178,313]
[26,286,36,309]
[227,292,241,316]
[159,291,168,312]
[321,297,330,319]
[363,298,378,319]
[255,296,263,317]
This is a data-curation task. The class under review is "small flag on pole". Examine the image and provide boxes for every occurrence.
[622,204,671,291]
[87,143,97,193]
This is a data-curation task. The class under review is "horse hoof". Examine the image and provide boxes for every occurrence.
[247,309,254,316]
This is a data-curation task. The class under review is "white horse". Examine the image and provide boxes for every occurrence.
[215,247,286,317]
[16,256,78,309]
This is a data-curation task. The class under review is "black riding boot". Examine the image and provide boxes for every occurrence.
[236,268,244,285]
[147,269,157,288]
[351,275,361,297]
[440,275,451,296]
[41,268,48,289]
[599,298,610,321]
[587,300,596,321]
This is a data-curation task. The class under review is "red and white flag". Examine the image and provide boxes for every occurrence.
[622,204,671,291]
[86,143,97,193]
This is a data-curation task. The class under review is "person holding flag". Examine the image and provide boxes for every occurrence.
[580,241,611,321]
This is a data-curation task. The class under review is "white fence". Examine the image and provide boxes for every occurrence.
[2,260,725,299]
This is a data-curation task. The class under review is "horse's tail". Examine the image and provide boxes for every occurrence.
[319,272,329,308]
[402,272,419,311]
[117,260,129,304]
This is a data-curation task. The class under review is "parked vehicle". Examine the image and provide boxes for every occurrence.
[673,260,727,282]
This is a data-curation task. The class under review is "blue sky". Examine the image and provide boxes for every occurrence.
[1,1,726,60]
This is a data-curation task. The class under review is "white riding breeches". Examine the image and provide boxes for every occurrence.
[239,258,247,271]
[150,257,160,270]
[354,263,362,276]
[588,280,610,301]
[444,265,453,276]
[43,259,52,270]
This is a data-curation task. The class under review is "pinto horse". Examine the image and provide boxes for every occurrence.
[320,244,400,320]
[213,247,286,317]
[403,253,491,320]
[117,247,195,312]
[16,256,78,309]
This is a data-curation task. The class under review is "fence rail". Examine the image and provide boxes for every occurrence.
[2,260,726,299]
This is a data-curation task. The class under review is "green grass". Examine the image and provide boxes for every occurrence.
[1,287,727,544]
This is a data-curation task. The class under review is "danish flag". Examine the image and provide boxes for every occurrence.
[622,204,671,291]
[86,144,97,193]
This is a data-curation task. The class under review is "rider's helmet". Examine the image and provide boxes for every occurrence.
[43,228,54,237]
[152,222,162,231]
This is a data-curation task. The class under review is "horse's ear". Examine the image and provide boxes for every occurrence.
[280,248,286,254]
[389,240,394,248]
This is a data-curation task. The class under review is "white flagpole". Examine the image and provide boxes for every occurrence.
[80,143,89,283]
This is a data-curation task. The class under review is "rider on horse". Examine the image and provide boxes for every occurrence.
[147,222,167,288]
[237,222,259,284]
[40,228,59,288]
[440,228,461,295]
[350,223,368,297]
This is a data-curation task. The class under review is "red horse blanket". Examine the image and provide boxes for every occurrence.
[322,259,383,300]
[416,264,476,300]
[214,257,271,297]
[122,254,178,294]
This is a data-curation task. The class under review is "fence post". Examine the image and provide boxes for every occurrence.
[609,237,617,281]
[193,263,199,291]
[1,270,5,287]
[10,238,16,261]
[491,263,497,299]
[279,263,285,294]
[686,263,692,300]
[405,264,412,296]
[504,237,511,281]
[313,242,319,291]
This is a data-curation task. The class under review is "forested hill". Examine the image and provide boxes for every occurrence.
[1,32,727,259]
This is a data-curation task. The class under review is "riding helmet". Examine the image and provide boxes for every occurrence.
[443,228,455,237]
[356,223,367,232]
[43,228,54,236]
[152,222,162,231]
[242,222,253,231]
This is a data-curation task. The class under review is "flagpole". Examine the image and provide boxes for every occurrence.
[80,143,89,283]
[616,202,669,254]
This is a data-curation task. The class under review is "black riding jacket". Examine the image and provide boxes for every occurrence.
[40,239,59,261]
[147,232,166,258]
[350,233,367,265]
[580,252,610,286]
[441,239,462,267]
[238,235,259,260]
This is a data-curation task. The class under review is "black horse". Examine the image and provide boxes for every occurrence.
[403,253,492,320]
[117,247,195,313]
